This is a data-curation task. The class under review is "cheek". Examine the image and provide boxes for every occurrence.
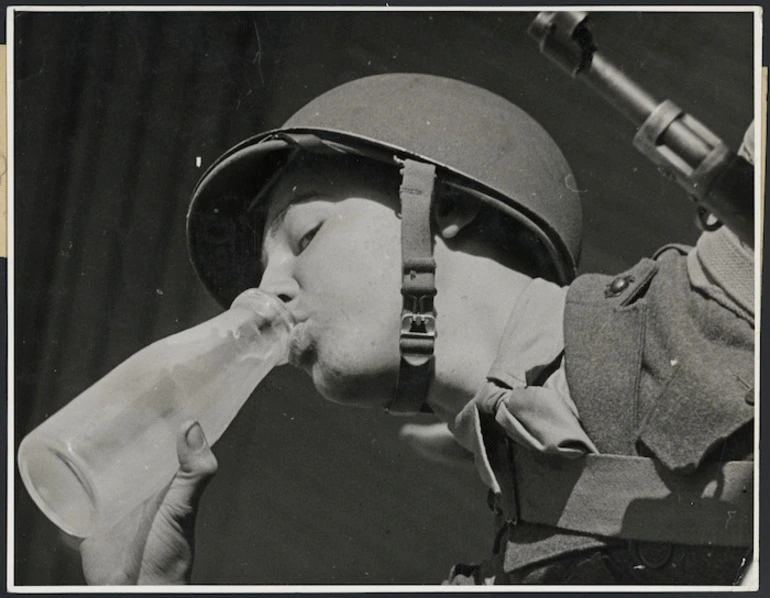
[299,209,403,323]
[309,261,402,404]
[312,330,401,406]
[298,207,405,403]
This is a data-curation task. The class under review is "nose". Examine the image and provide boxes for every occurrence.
[259,260,300,305]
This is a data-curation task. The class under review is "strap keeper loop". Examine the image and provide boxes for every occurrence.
[403,257,436,274]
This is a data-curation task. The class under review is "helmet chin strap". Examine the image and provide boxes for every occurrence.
[386,158,437,415]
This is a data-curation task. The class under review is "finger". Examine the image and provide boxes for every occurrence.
[178,420,218,470]
[129,424,217,585]
[80,490,168,585]
[165,421,219,512]
[80,424,217,585]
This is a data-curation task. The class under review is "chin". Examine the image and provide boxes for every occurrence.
[311,359,395,409]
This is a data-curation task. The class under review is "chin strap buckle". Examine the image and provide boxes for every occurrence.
[400,295,436,367]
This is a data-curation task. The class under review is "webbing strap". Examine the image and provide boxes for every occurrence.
[502,441,753,547]
[387,159,437,415]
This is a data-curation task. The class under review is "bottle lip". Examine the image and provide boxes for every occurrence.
[230,288,296,329]
[18,436,98,537]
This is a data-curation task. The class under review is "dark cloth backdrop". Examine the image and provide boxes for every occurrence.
[13,10,754,585]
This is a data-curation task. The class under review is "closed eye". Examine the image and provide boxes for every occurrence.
[298,223,323,253]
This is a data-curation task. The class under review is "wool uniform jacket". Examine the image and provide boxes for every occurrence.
[447,241,754,585]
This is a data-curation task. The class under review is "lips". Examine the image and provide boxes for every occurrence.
[288,321,313,370]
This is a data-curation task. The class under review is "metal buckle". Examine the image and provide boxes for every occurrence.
[400,307,436,367]
[400,311,436,338]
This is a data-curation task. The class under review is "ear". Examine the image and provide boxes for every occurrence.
[434,191,482,239]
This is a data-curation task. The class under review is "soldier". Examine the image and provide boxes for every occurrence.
[79,74,755,585]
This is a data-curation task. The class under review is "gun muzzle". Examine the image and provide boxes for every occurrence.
[529,11,754,247]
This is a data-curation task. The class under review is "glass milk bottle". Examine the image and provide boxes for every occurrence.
[17,288,294,538]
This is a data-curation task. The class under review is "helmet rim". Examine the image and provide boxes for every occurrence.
[187,73,582,308]
[187,126,578,308]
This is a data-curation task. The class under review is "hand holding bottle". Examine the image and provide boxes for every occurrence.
[19,288,293,538]
[79,421,217,585]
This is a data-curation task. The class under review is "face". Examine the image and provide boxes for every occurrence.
[259,156,403,407]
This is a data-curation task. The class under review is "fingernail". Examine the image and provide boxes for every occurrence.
[186,422,205,451]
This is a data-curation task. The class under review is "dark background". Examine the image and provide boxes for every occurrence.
[12,10,755,585]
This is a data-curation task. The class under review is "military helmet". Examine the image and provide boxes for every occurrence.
[187,73,582,309]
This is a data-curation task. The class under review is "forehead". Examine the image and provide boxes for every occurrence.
[262,153,399,234]
[264,162,330,229]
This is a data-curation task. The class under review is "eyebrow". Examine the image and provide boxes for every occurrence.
[259,190,322,271]
[265,203,292,238]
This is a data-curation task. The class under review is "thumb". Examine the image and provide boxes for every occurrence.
[177,421,218,475]
[79,423,218,586]
[164,421,219,515]
[130,423,218,585]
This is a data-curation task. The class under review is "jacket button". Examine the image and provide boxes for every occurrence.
[605,275,633,297]
[630,541,673,569]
